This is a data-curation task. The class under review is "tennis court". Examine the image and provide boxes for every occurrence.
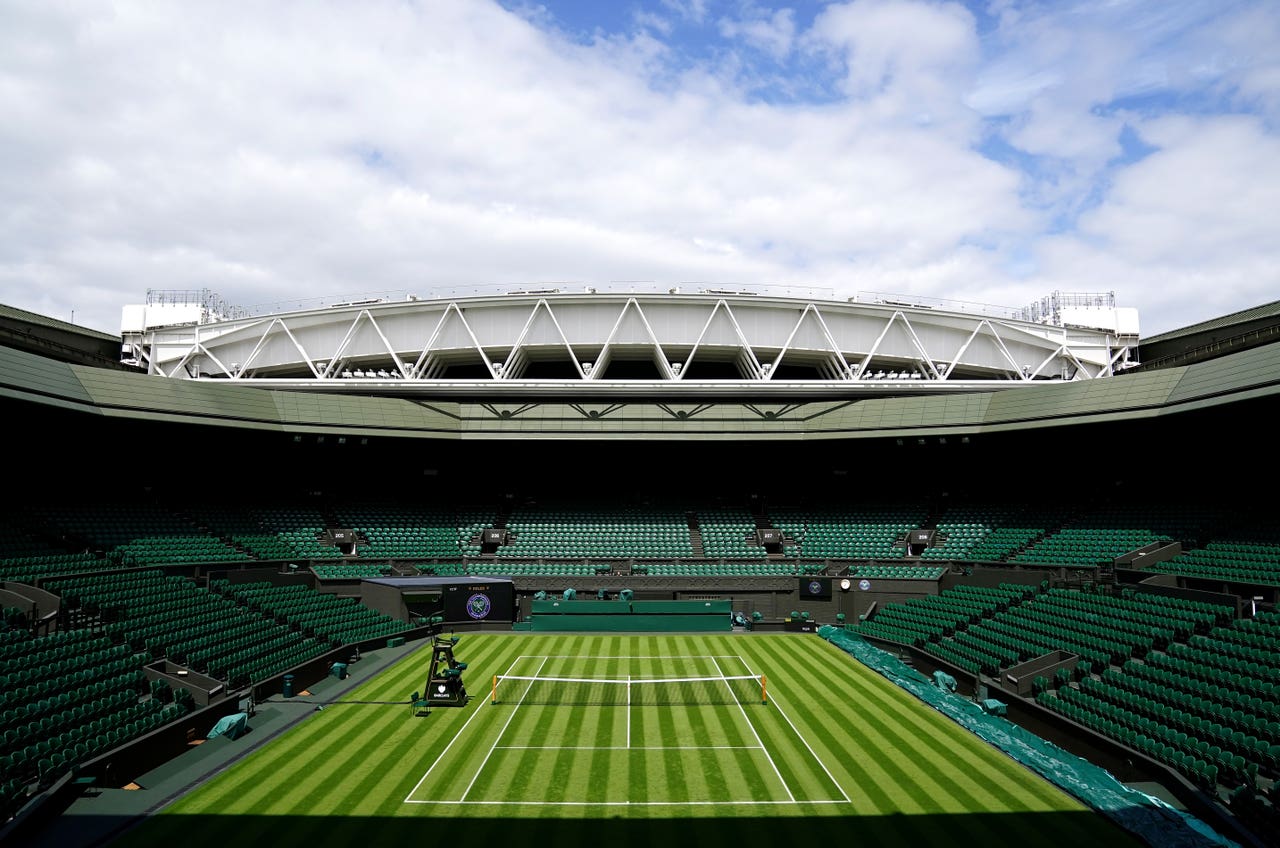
[116,633,1139,848]
[405,651,848,806]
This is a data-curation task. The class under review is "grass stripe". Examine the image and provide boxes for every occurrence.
[755,634,1078,847]
[121,632,1141,848]
[653,677,687,803]
[629,689,650,804]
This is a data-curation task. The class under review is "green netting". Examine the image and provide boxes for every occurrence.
[818,625,1237,848]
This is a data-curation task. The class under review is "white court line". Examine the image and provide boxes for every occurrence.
[736,654,852,804]
[711,656,794,803]
[532,655,747,666]
[459,656,549,802]
[406,799,846,807]
[406,652,847,807]
[493,745,764,751]
[402,654,527,803]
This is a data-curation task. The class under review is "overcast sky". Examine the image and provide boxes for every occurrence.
[2,0,1277,337]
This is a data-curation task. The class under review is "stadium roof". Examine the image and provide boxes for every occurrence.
[1143,298,1280,345]
[1135,298,1280,373]
[0,301,126,369]
[3,335,1277,441]
[124,290,1137,393]
[0,302,119,343]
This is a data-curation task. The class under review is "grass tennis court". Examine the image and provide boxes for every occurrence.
[118,633,1140,848]
[407,650,846,806]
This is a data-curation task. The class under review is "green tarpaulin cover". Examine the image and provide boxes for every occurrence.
[819,625,1237,848]
[207,713,249,741]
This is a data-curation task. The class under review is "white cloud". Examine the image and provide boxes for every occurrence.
[633,10,676,37]
[809,0,979,116]
[659,0,711,25]
[0,0,1022,333]
[974,0,1233,117]
[1197,2,1280,119]
[0,0,1276,340]
[718,6,796,61]
[1031,114,1280,334]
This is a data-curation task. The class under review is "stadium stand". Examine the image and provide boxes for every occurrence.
[331,498,476,560]
[210,580,413,646]
[0,617,190,795]
[312,563,397,580]
[696,504,767,560]
[26,503,251,567]
[185,502,303,561]
[498,500,694,559]
[1150,533,1280,586]
[771,502,925,560]
[43,570,335,688]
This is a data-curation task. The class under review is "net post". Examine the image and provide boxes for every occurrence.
[761,674,768,705]
[491,675,498,704]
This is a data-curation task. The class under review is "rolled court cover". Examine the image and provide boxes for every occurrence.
[818,626,1238,848]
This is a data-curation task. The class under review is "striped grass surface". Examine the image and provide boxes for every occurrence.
[119,634,1140,848]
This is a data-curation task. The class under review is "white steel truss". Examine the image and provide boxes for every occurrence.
[129,292,1135,396]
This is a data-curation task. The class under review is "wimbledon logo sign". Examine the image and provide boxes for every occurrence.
[466,593,492,620]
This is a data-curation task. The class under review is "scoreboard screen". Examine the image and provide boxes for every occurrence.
[442,581,514,622]
[799,577,831,599]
